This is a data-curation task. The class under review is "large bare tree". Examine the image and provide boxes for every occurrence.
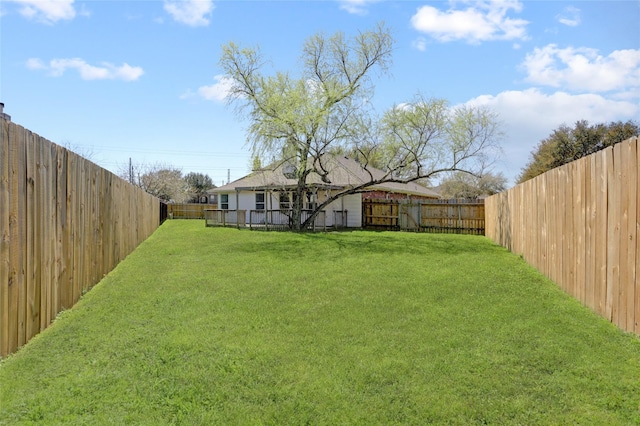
[119,161,191,203]
[221,23,501,230]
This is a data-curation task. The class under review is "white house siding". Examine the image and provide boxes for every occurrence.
[319,192,361,228]
[226,191,279,224]
[341,193,362,228]
[221,190,363,228]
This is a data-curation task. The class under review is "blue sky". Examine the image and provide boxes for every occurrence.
[2,0,638,186]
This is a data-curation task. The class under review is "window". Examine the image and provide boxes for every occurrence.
[220,194,229,210]
[279,191,296,210]
[255,192,265,210]
[280,191,317,210]
[305,191,317,210]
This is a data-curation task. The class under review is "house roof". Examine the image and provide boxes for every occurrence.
[208,155,440,198]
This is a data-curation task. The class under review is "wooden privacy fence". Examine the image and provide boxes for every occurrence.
[167,203,217,219]
[485,136,639,336]
[0,119,162,357]
[363,199,485,235]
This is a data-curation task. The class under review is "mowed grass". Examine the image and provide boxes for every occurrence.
[1,221,639,425]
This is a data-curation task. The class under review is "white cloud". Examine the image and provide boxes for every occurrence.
[25,58,45,70]
[461,88,639,184]
[27,58,144,81]
[411,0,529,44]
[195,75,235,101]
[338,0,380,15]
[8,0,75,23]
[163,0,213,27]
[522,45,640,93]
[467,88,638,127]
[556,6,580,27]
[412,37,428,52]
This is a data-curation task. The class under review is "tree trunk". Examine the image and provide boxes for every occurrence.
[292,178,305,231]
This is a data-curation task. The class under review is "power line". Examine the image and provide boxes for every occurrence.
[66,143,250,158]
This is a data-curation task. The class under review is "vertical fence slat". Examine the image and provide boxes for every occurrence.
[65,150,75,310]
[537,174,547,278]
[621,138,636,333]
[635,137,640,335]
[558,169,568,290]
[617,141,629,331]
[25,130,38,342]
[10,123,26,351]
[546,168,557,284]
[56,146,65,314]
[595,147,608,317]
[40,140,51,331]
[18,126,27,349]
[585,154,596,312]
[0,121,10,357]
[7,122,18,355]
[607,145,621,324]
[575,159,586,305]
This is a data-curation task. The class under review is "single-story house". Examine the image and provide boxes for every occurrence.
[207,155,439,228]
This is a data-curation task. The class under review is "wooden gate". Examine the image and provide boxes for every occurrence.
[362,199,399,229]
[399,203,421,230]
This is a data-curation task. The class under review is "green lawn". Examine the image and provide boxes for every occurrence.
[1,221,639,425]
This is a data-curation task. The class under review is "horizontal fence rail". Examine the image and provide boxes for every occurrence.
[485,136,638,336]
[1,119,162,357]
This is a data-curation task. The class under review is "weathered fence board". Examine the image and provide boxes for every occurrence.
[486,136,639,335]
[0,119,162,357]
[1,121,10,355]
[622,140,637,332]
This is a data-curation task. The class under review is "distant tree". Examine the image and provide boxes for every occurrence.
[602,120,640,147]
[251,155,263,171]
[184,172,215,203]
[517,135,558,183]
[61,141,97,162]
[438,171,507,199]
[119,161,190,203]
[139,165,190,203]
[518,120,639,183]
[220,24,502,230]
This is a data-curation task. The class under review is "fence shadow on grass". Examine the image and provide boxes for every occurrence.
[232,230,494,259]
